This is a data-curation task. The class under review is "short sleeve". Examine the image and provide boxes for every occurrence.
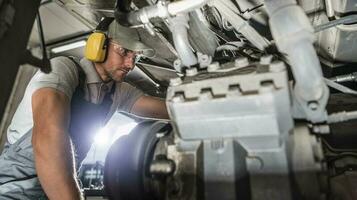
[114,82,144,113]
[30,56,79,99]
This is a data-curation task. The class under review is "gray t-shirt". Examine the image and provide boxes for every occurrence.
[6,56,143,144]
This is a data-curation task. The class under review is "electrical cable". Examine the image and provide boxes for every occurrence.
[328,110,357,123]
[315,14,357,32]
[323,78,357,123]
[322,139,357,153]
[330,72,357,83]
[324,78,357,95]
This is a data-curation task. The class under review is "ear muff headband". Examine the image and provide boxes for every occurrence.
[85,18,114,62]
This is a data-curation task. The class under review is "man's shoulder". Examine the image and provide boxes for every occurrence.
[50,56,80,73]
[28,56,81,99]
[42,56,81,83]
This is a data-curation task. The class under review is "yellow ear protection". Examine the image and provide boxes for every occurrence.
[85,18,114,62]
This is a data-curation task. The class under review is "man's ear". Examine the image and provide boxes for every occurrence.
[85,32,108,62]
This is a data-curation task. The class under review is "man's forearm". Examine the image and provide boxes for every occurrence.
[32,128,83,200]
[131,96,169,119]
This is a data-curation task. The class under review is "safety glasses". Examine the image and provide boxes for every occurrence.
[111,42,142,63]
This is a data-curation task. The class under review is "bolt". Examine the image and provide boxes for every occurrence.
[173,59,183,72]
[198,53,212,68]
[234,57,249,68]
[174,59,181,66]
[150,159,176,176]
[207,62,220,72]
[170,77,182,86]
[269,61,286,72]
[186,67,198,76]
[308,101,319,111]
[260,55,273,65]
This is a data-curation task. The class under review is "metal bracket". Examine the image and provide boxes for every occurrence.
[21,10,51,73]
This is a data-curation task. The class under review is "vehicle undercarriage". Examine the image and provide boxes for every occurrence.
[2,0,357,199]
[102,0,357,199]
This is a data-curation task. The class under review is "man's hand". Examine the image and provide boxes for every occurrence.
[32,88,83,200]
[131,96,169,119]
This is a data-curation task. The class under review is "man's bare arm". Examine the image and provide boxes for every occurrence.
[130,96,169,119]
[32,88,82,200]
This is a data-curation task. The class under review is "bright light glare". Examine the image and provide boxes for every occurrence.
[51,40,86,53]
[113,122,137,141]
[94,128,110,146]
[94,122,137,147]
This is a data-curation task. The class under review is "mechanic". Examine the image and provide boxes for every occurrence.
[0,19,168,200]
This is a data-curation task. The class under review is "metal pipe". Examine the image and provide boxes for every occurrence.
[314,14,357,33]
[287,41,325,101]
[169,15,197,67]
[118,0,206,70]
[329,72,357,83]
[265,0,329,122]
[264,0,296,15]
[167,0,208,16]
[325,0,334,18]
[324,78,357,95]
[328,110,357,123]
[125,0,209,26]
[212,0,269,51]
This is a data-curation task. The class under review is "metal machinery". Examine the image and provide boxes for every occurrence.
[2,0,357,199]
[101,0,357,199]
[106,60,328,200]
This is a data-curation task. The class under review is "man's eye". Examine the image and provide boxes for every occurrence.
[119,48,126,55]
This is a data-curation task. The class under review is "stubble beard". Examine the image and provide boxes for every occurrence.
[107,68,126,82]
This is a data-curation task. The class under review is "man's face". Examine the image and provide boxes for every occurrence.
[103,41,137,82]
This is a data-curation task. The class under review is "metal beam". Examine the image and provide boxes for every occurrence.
[0,0,42,146]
